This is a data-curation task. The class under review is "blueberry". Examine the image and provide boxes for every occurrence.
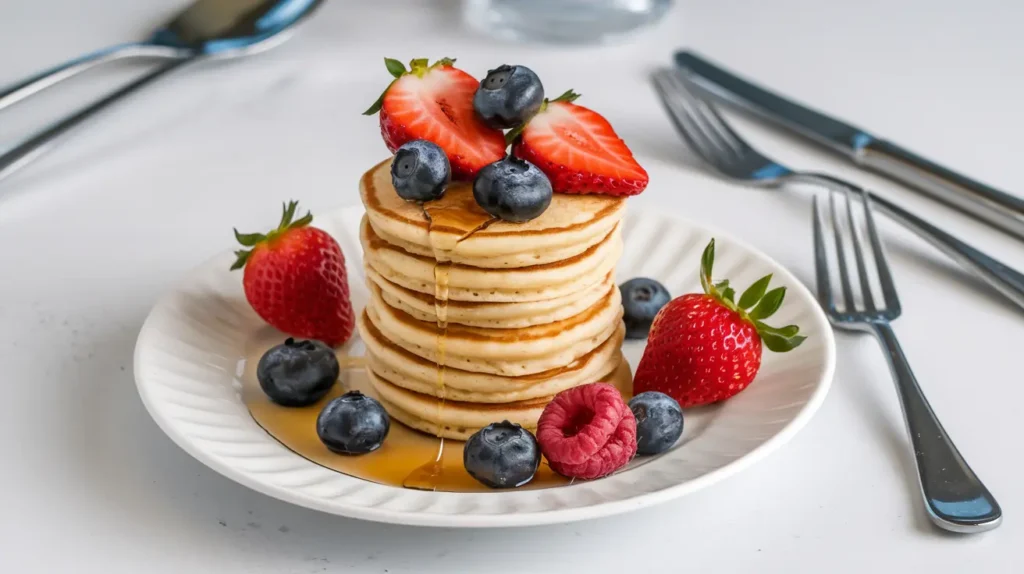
[256,338,339,407]
[463,421,540,488]
[391,140,451,202]
[472,157,552,222]
[629,392,684,455]
[473,64,545,129]
[620,277,671,339]
[316,391,390,455]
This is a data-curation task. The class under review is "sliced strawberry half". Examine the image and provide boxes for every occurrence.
[511,91,648,196]
[364,58,506,180]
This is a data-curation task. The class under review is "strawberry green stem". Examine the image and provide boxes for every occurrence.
[230,200,313,271]
[697,239,807,352]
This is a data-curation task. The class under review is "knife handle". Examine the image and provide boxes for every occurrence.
[859,139,1024,241]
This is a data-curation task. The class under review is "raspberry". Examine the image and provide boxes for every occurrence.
[536,383,637,480]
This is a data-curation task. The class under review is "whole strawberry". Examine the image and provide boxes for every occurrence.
[633,239,806,407]
[231,201,354,347]
[363,57,506,180]
[510,90,648,196]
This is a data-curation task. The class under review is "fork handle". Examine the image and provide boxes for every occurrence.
[871,323,1001,532]
[795,173,1024,312]
[860,140,1024,242]
[871,191,1024,311]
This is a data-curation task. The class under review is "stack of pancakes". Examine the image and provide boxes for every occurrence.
[356,159,630,440]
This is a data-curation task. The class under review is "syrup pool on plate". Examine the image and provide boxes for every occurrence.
[243,191,561,493]
[241,325,624,492]
[401,198,467,489]
[241,188,637,492]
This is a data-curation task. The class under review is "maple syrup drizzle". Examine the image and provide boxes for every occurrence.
[400,262,449,488]
[338,355,367,370]
[402,194,494,490]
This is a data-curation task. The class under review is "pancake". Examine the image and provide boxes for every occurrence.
[365,283,624,376]
[358,309,626,402]
[370,358,634,440]
[354,157,631,441]
[360,157,626,258]
[361,215,623,303]
[370,219,614,269]
[368,267,616,328]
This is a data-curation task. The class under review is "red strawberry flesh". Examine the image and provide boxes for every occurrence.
[374,60,505,180]
[513,100,648,196]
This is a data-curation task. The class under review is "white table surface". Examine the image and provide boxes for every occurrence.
[2,1,1022,572]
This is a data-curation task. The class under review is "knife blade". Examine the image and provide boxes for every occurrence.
[674,50,1024,241]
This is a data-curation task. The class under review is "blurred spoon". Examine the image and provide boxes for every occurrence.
[0,0,323,183]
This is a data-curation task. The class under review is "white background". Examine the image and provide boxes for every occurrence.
[1,1,1022,572]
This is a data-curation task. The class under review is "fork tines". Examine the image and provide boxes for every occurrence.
[812,189,901,319]
[652,68,783,180]
[651,70,750,158]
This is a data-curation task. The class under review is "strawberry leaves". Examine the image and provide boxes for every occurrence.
[384,58,407,78]
[234,230,266,246]
[697,239,806,353]
[756,322,806,352]
[749,287,785,320]
[738,274,772,309]
[548,89,581,104]
[231,201,313,271]
[714,280,735,304]
[364,57,459,115]
[700,238,715,294]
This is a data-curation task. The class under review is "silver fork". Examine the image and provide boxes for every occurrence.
[651,69,1024,313]
[651,68,1002,532]
[812,190,1001,533]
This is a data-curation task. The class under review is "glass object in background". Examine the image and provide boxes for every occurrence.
[463,0,674,44]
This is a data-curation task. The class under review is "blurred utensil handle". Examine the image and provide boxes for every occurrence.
[860,139,1024,241]
[0,55,197,184]
[0,44,188,112]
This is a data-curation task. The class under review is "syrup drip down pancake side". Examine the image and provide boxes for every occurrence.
[357,156,632,441]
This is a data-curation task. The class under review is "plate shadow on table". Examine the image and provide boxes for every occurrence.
[53,213,987,553]
[53,310,962,563]
[54,312,773,564]
[53,317,710,565]
[54,312,309,546]
[42,310,654,557]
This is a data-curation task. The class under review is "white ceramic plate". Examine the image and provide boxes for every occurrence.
[134,205,835,527]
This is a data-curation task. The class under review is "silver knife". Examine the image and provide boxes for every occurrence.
[675,50,1024,241]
